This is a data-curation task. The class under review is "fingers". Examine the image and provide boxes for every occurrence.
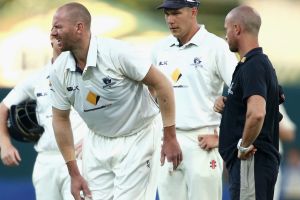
[213,96,226,113]
[82,183,92,199]
[72,191,82,200]
[172,152,183,170]
[2,151,21,166]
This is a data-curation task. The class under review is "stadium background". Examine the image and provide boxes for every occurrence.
[0,0,299,199]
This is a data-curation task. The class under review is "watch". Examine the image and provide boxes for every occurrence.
[237,139,251,153]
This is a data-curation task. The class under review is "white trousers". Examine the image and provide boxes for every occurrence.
[32,151,81,200]
[82,116,162,200]
[158,127,223,200]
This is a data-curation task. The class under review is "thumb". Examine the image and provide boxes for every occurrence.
[15,151,22,162]
[214,128,218,135]
[223,96,227,102]
[160,150,165,166]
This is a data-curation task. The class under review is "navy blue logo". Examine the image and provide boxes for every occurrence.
[67,86,79,91]
[36,92,48,97]
[102,76,116,88]
[103,77,111,85]
[191,57,203,68]
[158,61,168,66]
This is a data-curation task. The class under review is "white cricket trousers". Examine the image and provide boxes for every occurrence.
[82,116,162,200]
[32,151,81,200]
[158,127,223,200]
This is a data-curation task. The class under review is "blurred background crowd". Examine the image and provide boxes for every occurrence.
[0,0,299,199]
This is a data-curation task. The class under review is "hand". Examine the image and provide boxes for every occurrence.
[237,144,257,160]
[70,174,92,200]
[75,139,84,160]
[160,125,183,170]
[198,128,219,151]
[67,160,92,200]
[213,96,227,113]
[0,143,21,166]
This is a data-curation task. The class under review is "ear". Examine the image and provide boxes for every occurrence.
[76,22,84,33]
[233,24,241,36]
[191,7,198,17]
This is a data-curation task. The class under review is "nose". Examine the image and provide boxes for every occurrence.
[50,27,57,37]
[166,15,175,25]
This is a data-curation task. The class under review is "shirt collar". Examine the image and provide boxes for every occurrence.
[65,36,98,72]
[168,24,207,47]
[239,47,263,63]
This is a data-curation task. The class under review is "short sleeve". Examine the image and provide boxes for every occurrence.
[241,60,268,102]
[49,67,71,110]
[112,41,152,81]
[2,72,37,108]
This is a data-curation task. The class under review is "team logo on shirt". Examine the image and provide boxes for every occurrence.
[227,82,234,95]
[191,57,203,68]
[102,76,116,89]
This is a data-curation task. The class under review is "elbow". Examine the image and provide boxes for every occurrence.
[254,111,266,122]
[247,110,266,123]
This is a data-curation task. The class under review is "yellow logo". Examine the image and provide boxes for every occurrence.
[86,91,100,105]
[171,68,182,83]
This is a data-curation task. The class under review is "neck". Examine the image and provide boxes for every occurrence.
[238,35,259,59]
[179,24,200,45]
[72,33,91,70]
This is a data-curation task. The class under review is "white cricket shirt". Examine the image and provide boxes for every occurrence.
[152,25,237,130]
[3,62,86,152]
[50,36,159,137]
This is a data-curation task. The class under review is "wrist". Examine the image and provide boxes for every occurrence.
[66,160,80,177]
[237,138,251,153]
[163,125,176,140]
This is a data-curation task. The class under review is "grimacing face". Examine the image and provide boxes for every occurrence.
[164,7,194,42]
[51,10,77,52]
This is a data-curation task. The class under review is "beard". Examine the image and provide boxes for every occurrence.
[229,40,238,53]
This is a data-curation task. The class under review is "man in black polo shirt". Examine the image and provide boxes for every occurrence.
[214,5,281,200]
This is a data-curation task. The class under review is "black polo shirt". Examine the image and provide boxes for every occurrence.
[219,47,280,169]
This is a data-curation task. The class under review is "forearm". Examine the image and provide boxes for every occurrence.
[142,66,175,128]
[156,82,175,128]
[241,95,266,147]
[52,108,76,163]
[241,113,264,147]
[0,103,12,146]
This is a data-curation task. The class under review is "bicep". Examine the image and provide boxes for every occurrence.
[52,107,70,121]
[246,95,266,115]
[142,65,169,89]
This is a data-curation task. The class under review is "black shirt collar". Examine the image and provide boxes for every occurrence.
[239,47,263,64]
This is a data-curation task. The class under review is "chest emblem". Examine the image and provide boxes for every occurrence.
[171,68,182,83]
[102,76,116,88]
[86,91,100,105]
[191,57,203,68]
